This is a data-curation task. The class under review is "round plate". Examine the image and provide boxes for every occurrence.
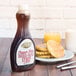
[36,50,74,62]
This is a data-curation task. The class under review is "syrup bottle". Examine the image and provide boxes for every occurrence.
[10,5,35,72]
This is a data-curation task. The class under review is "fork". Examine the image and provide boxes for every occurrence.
[56,61,76,70]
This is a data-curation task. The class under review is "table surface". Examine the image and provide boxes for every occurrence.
[0,38,76,76]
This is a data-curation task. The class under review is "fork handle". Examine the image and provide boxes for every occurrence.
[57,61,76,68]
[61,65,76,70]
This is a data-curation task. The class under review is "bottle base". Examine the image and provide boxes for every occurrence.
[11,64,35,72]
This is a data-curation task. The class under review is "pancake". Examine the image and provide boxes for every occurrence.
[37,55,53,58]
[36,43,47,52]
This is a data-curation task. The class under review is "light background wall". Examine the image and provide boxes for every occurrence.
[0,0,76,38]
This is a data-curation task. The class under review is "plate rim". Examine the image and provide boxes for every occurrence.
[36,50,74,62]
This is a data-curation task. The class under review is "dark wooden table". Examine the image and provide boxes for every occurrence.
[0,38,76,76]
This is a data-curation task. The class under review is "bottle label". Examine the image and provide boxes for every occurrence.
[16,39,35,66]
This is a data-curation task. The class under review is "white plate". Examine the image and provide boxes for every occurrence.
[36,50,74,62]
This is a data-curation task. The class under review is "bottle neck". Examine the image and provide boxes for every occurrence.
[16,13,31,39]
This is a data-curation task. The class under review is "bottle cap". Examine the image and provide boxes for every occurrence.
[18,4,30,15]
[18,4,29,11]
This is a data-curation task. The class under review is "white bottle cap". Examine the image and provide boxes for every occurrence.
[18,4,30,15]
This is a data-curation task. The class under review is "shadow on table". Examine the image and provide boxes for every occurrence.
[36,60,70,65]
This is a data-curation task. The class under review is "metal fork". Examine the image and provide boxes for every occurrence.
[56,61,76,70]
